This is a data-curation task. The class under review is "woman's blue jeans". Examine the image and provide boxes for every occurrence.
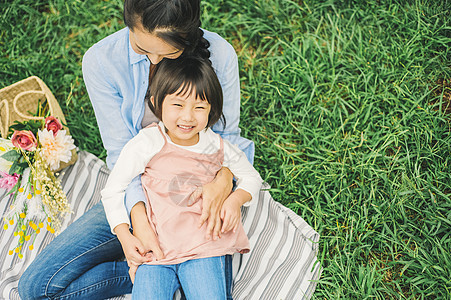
[132,256,226,300]
[18,202,233,299]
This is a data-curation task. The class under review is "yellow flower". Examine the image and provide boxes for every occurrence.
[47,217,52,223]
[35,190,41,195]
[18,254,23,259]
[8,250,13,255]
[27,194,32,199]
[19,213,26,218]
[29,245,34,251]
[9,219,14,225]
[18,231,24,236]
[38,222,44,228]
[13,231,18,236]
[25,235,31,241]
[14,248,19,253]
[47,225,55,234]
[18,187,24,193]
[3,224,7,230]
[21,225,26,230]
[36,229,40,234]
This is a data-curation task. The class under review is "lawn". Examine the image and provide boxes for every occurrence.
[1,0,450,298]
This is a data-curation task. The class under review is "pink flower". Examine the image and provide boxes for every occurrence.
[0,171,19,192]
[45,116,63,136]
[11,130,37,151]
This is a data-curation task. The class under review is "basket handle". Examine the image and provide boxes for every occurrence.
[0,99,9,138]
[13,90,47,121]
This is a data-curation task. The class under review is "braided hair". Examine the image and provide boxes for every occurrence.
[124,0,210,60]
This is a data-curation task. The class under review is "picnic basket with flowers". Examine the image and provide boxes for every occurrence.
[0,76,77,257]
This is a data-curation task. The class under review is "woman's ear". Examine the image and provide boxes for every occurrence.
[150,96,155,107]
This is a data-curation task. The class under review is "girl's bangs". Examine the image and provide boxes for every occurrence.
[174,75,209,103]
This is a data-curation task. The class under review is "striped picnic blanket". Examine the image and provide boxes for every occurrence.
[0,151,320,300]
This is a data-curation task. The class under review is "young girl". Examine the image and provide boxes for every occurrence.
[101,56,262,299]
[19,1,258,299]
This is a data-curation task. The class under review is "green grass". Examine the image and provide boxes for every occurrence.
[1,0,450,298]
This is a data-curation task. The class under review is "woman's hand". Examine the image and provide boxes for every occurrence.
[189,167,234,240]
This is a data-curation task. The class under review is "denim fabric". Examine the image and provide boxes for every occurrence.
[18,202,233,299]
[18,202,131,299]
[132,256,226,300]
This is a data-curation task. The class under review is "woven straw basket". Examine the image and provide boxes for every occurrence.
[0,76,77,171]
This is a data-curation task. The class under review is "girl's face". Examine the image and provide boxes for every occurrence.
[130,22,183,64]
[154,87,211,146]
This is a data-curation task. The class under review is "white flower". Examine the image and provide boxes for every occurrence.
[27,192,45,219]
[38,129,76,171]
[0,138,14,173]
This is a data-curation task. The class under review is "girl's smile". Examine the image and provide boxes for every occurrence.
[152,87,211,146]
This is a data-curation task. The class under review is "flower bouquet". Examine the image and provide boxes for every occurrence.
[0,115,75,257]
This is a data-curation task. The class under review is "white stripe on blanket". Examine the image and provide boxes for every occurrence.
[0,151,320,300]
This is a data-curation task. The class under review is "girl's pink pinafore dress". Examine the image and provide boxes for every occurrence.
[141,124,250,265]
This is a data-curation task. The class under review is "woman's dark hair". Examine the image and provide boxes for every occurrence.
[124,0,210,59]
[149,56,224,128]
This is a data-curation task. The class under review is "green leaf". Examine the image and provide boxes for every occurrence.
[1,150,21,162]
[8,119,43,136]
[9,160,22,175]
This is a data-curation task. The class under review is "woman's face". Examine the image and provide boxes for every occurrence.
[129,22,183,64]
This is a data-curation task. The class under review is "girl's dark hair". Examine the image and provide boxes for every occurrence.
[124,0,210,59]
[149,56,224,128]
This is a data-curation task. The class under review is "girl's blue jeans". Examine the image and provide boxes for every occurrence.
[132,256,226,300]
[18,202,233,300]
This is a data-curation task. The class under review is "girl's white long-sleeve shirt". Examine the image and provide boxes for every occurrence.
[101,122,263,233]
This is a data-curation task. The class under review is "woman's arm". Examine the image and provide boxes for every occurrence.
[82,42,149,216]
[190,166,234,240]
[207,30,255,163]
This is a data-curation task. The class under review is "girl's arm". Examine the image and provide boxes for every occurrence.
[193,32,252,240]
[100,128,164,268]
[219,139,263,233]
[130,202,163,261]
[220,189,251,233]
[114,223,149,278]
[125,202,163,283]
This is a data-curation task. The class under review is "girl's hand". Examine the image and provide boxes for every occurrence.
[130,202,164,261]
[189,167,234,240]
[114,223,150,270]
[127,231,163,284]
[220,189,252,234]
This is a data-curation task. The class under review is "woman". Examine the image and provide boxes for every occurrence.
[18,0,253,299]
